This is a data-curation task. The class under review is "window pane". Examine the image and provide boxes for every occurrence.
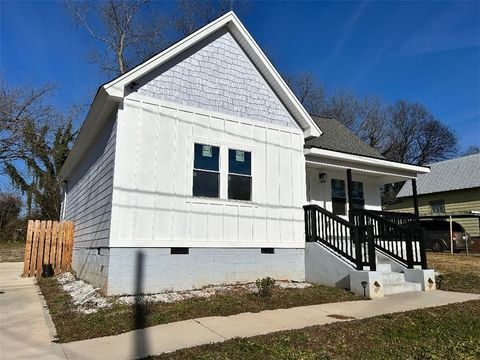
[351,181,364,209]
[332,199,346,216]
[193,170,219,198]
[229,149,251,175]
[430,200,445,214]
[352,182,364,200]
[194,143,219,171]
[228,175,251,200]
[331,179,346,198]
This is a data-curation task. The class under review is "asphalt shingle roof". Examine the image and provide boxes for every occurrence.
[305,116,385,160]
[396,153,480,198]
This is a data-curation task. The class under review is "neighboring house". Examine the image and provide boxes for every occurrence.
[59,12,433,297]
[387,154,480,238]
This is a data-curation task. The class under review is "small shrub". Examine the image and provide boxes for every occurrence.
[255,277,275,297]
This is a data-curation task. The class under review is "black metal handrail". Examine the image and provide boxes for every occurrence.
[304,205,376,271]
[351,209,427,269]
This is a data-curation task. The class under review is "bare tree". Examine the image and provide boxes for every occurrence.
[324,90,359,129]
[285,72,327,116]
[383,100,457,165]
[0,80,59,165]
[462,145,480,156]
[355,96,388,150]
[174,0,250,36]
[65,0,167,76]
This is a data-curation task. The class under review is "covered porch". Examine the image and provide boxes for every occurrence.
[303,147,430,271]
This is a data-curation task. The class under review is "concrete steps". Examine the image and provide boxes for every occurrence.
[378,262,422,296]
[383,281,422,295]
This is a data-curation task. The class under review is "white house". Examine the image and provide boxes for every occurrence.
[59,12,433,297]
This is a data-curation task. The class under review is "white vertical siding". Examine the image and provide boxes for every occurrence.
[306,168,382,217]
[64,110,117,248]
[109,97,306,248]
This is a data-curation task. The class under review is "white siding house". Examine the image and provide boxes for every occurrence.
[60,12,431,296]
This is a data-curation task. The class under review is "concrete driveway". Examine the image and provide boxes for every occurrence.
[0,262,66,360]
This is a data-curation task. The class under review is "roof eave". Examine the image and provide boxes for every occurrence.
[305,147,431,175]
[59,88,117,181]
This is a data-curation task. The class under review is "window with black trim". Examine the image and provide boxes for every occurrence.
[331,179,346,215]
[193,143,220,198]
[350,181,365,210]
[228,149,252,201]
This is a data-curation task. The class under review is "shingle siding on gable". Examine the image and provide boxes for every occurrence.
[138,29,298,129]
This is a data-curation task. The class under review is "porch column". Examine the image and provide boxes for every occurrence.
[412,179,420,218]
[412,179,428,269]
[346,169,354,223]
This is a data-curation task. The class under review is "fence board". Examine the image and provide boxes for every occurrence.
[43,220,52,264]
[35,221,46,279]
[29,221,40,277]
[56,222,64,273]
[22,220,74,278]
[50,221,58,268]
[22,221,34,277]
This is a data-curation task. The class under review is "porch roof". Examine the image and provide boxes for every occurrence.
[304,147,430,183]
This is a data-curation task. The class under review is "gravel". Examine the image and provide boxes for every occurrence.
[56,273,313,311]
[57,272,111,314]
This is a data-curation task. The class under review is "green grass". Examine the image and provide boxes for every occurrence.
[0,241,25,262]
[150,300,480,360]
[38,278,359,343]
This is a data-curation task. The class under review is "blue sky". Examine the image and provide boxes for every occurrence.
[1,0,479,153]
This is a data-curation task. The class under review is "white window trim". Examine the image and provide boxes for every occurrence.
[187,138,256,207]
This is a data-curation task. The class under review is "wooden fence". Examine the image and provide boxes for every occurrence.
[22,220,74,278]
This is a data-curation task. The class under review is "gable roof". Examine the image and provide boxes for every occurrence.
[103,11,321,139]
[396,153,480,198]
[59,11,321,181]
[305,116,385,159]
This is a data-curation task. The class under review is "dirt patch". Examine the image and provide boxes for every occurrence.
[327,314,356,320]
[0,242,25,262]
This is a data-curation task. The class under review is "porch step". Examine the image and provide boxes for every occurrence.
[383,281,422,295]
[382,272,405,284]
[376,263,392,273]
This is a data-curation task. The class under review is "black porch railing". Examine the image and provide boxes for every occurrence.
[304,204,376,271]
[351,209,427,269]
[366,210,417,228]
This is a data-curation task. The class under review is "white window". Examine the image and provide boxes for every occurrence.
[192,144,252,202]
[228,149,252,201]
[193,143,220,198]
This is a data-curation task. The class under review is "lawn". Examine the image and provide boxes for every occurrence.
[151,300,480,360]
[38,278,359,343]
[149,252,480,359]
[427,252,480,294]
[0,241,25,262]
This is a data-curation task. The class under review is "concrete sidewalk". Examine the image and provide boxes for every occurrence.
[1,262,478,360]
[62,290,479,360]
[0,262,66,360]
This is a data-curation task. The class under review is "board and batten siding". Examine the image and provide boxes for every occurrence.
[387,188,480,237]
[306,168,382,217]
[109,96,306,248]
[63,111,117,248]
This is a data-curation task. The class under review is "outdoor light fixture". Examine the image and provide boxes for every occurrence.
[361,280,368,298]
[436,273,444,289]
[128,81,139,90]
[319,173,327,183]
